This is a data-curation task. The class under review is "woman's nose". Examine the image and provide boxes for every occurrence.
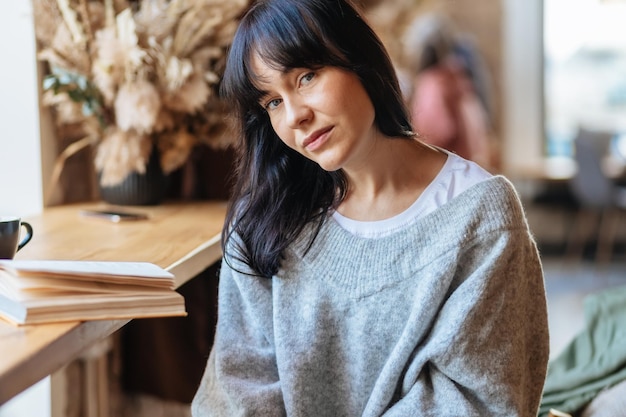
[284,96,312,129]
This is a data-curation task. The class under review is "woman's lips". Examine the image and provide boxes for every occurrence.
[303,127,333,152]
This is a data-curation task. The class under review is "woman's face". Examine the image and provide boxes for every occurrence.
[251,55,378,172]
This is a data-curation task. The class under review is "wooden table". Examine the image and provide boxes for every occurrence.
[0,200,227,406]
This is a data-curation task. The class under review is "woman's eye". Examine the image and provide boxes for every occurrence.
[300,72,315,86]
[264,98,282,111]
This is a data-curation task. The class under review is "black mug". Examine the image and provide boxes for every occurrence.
[0,217,33,259]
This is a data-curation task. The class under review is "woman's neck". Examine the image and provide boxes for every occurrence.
[337,139,446,221]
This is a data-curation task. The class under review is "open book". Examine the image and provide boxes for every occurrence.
[0,260,186,325]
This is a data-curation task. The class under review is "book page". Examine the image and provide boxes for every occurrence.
[0,260,173,279]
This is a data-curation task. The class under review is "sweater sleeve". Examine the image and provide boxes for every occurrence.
[382,228,549,417]
[191,257,286,417]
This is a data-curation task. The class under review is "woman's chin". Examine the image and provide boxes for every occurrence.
[315,159,342,172]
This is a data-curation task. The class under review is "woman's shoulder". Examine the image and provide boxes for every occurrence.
[439,151,492,188]
[467,174,522,202]
[446,174,528,230]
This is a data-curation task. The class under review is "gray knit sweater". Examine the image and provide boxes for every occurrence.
[192,176,549,417]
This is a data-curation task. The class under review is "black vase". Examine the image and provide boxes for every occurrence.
[99,148,168,206]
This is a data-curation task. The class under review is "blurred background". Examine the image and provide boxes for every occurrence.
[1,0,625,416]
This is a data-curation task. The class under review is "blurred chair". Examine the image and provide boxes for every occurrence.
[566,129,626,264]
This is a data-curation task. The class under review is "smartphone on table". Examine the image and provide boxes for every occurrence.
[79,209,149,223]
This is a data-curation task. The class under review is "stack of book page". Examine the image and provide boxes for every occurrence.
[0,260,186,325]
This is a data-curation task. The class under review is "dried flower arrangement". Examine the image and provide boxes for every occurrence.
[34,0,250,187]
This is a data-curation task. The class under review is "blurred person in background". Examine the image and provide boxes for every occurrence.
[404,12,494,170]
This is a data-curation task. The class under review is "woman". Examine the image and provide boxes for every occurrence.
[404,13,493,169]
[192,0,549,415]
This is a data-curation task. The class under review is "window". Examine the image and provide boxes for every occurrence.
[544,0,626,158]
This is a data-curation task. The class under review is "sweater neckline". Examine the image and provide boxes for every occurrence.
[286,176,524,296]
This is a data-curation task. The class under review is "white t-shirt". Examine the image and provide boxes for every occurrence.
[332,152,492,238]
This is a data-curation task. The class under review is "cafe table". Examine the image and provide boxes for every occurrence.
[0,200,227,407]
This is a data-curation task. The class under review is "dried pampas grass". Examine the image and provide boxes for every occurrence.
[114,79,161,133]
[157,129,196,174]
[36,0,249,187]
[92,26,127,104]
[95,127,152,186]
[42,90,86,124]
[162,73,211,113]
